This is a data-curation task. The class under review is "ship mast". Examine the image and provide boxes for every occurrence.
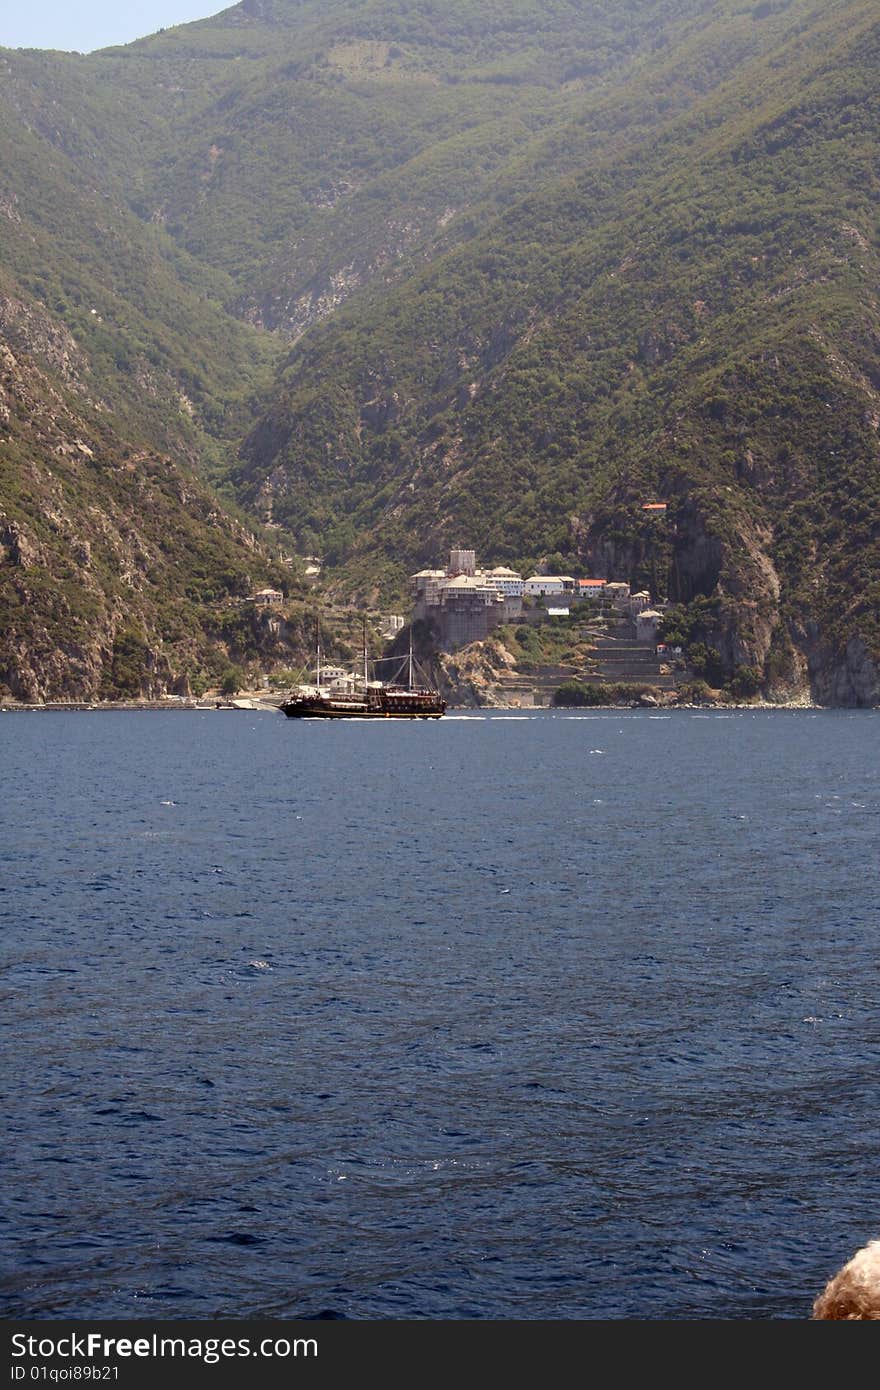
[315,614,321,687]
[362,616,369,688]
[408,624,413,691]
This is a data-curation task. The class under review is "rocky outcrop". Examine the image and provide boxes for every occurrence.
[438,639,517,707]
[580,486,793,682]
[0,516,41,570]
[0,624,108,704]
[805,633,879,708]
[0,294,86,384]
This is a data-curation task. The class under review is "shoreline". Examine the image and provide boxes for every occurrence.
[0,699,271,713]
[1,698,872,714]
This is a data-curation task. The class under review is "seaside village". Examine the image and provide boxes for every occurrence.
[403,544,684,706]
[223,544,680,708]
[410,547,669,648]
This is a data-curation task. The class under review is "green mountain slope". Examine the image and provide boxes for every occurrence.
[0,90,292,699]
[3,1,779,333]
[235,0,880,702]
[0,273,298,701]
[1,0,878,703]
[0,33,290,699]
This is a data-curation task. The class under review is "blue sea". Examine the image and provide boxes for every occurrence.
[1,708,878,1319]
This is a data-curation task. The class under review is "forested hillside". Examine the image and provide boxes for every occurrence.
[234,0,880,703]
[1,0,878,701]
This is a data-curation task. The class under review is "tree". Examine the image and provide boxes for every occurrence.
[220,666,246,696]
[728,664,762,698]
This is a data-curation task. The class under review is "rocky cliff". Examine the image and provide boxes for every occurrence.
[0,295,292,701]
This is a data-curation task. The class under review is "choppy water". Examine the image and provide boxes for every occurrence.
[1,708,878,1319]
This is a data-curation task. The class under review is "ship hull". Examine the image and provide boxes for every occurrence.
[280,691,446,719]
[281,707,444,718]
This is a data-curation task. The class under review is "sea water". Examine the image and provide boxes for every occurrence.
[1,708,878,1319]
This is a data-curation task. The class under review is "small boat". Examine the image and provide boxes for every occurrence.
[279,622,445,720]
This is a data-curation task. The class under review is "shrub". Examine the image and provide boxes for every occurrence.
[220,665,246,695]
[728,664,762,698]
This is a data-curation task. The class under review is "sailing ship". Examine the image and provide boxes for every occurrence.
[279,622,446,720]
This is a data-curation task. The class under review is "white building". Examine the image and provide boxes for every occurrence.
[483,566,524,598]
[410,549,525,641]
[381,614,405,639]
[523,575,575,596]
[576,579,607,598]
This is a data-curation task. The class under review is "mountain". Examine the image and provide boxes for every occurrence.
[235,0,880,703]
[0,270,294,701]
[0,25,286,699]
[1,0,878,702]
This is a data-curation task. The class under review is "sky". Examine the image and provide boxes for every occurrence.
[0,1,227,54]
